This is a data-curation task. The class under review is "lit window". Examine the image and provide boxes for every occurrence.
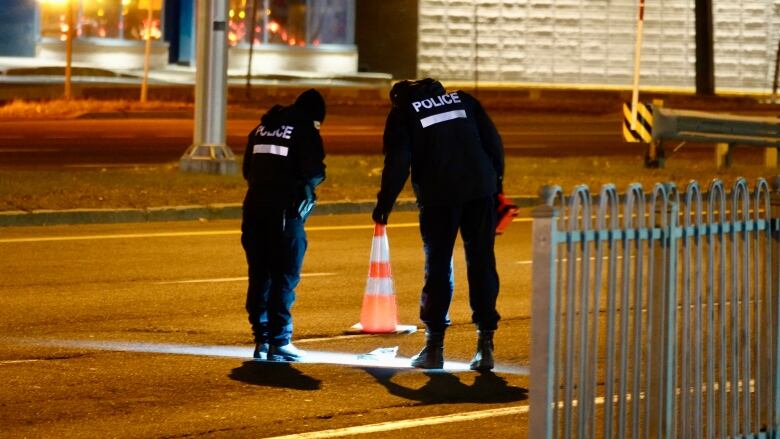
[231,0,353,47]
[38,0,163,41]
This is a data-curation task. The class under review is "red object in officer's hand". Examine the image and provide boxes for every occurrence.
[496,193,518,235]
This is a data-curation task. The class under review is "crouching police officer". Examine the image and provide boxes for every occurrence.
[242,89,326,362]
[372,78,505,371]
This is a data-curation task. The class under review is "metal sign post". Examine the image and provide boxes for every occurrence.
[630,0,645,130]
[180,0,237,175]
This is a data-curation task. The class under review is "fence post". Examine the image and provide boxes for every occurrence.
[529,204,559,439]
[771,177,780,432]
[648,195,679,438]
[661,201,680,437]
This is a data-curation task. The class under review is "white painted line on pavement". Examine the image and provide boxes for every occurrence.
[155,272,335,284]
[0,359,42,365]
[0,230,240,243]
[264,406,527,439]
[0,218,533,244]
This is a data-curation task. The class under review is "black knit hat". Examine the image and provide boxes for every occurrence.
[294,89,326,123]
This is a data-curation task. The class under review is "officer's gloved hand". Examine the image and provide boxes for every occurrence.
[295,185,316,220]
[372,205,389,225]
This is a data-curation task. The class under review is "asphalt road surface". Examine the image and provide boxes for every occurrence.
[1,211,534,438]
[0,111,643,168]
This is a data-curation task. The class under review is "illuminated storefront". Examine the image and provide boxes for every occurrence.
[36,0,168,69]
[0,0,356,74]
[225,0,357,74]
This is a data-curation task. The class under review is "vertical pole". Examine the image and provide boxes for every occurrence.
[715,143,730,169]
[246,0,259,99]
[772,177,780,433]
[473,2,479,96]
[695,0,715,96]
[179,0,238,175]
[773,39,780,101]
[630,0,645,130]
[262,0,269,44]
[529,205,559,439]
[64,0,74,100]
[140,3,154,103]
[648,201,667,439]
[765,148,778,169]
[661,202,680,438]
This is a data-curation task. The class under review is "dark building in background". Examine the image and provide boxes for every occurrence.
[355,0,417,79]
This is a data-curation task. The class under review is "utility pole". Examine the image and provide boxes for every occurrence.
[695,0,715,95]
[179,0,238,175]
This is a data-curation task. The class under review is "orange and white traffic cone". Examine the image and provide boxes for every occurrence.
[352,223,416,334]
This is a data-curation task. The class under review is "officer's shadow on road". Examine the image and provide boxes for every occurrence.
[362,367,527,404]
[229,361,321,390]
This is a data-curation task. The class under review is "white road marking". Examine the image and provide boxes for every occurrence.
[264,406,527,439]
[0,218,533,244]
[155,273,335,284]
[0,359,41,365]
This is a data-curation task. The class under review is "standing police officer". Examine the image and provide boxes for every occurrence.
[242,89,326,362]
[372,78,504,371]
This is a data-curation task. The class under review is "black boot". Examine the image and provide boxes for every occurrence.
[469,330,495,371]
[411,331,445,369]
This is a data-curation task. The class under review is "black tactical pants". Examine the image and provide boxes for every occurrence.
[242,208,307,347]
[418,195,501,333]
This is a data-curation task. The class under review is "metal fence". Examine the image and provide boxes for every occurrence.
[529,177,780,439]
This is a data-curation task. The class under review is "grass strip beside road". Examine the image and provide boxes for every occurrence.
[1,155,777,212]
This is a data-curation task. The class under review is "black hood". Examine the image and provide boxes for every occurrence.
[294,89,326,123]
[260,104,287,128]
[390,78,446,108]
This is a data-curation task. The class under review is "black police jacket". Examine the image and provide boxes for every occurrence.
[376,79,504,212]
[242,104,326,216]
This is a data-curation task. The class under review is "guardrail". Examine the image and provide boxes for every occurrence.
[622,103,780,169]
[530,177,780,439]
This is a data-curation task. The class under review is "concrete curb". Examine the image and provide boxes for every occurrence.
[0,196,539,227]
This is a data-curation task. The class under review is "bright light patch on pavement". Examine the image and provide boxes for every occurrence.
[9,338,528,374]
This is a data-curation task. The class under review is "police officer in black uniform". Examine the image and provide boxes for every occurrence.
[242,89,326,362]
[372,78,504,371]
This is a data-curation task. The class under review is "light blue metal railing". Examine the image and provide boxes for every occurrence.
[529,177,780,439]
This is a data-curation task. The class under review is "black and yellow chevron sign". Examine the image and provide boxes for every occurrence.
[622,102,653,143]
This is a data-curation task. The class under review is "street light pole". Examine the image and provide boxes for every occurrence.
[179,0,238,175]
